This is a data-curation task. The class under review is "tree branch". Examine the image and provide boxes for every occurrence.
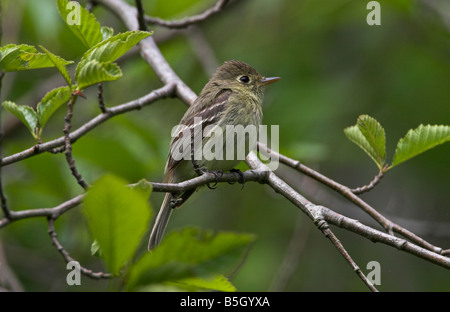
[1,83,176,167]
[318,220,379,292]
[101,0,450,283]
[63,94,89,190]
[47,217,112,279]
[245,152,379,291]
[246,152,450,269]
[134,0,147,31]
[144,0,230,29]
[96,0,197,105]
[0,171,266,229]
[0,194,84,229]
[134,169,268,194]
[97,83,107,113]
[257,142,446,255]
[351,169,385,194]
[322,207,450,270]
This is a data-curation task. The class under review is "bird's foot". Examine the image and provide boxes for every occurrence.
[206,169,223,189]
[228,168,245,190]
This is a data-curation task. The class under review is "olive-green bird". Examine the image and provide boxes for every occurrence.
[148,60,280,250]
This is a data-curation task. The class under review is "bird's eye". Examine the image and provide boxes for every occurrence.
[239,76,250,83]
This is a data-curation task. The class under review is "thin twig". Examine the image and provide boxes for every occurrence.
[96,0,197,105]
[322,207,450,270]
[245,152,380,291]
[0,171,266,229]
[0,194,82,229]
[144,0,230,29]
[1,83,176,167]
[315,217,378,292]
[133,169,268,193]
[351,169,385,194]
[246,152,450,270]
[63,94,89,190]
[134,0,147,31]
[97,83,107,113]
[257,142,446,255]
[47,217,112,280]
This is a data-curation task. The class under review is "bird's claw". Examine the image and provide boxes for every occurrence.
[228,168,245,190]
[206,170,223,189]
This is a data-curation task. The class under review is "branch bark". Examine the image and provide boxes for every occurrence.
[257,142,446,255]
[1,83,176,167]
[144,0,230,29]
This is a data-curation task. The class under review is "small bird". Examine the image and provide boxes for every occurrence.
[148,60,280,250]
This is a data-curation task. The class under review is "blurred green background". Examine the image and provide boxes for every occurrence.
[1,0,449,291]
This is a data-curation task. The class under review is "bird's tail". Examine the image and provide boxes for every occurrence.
[148,192,173,250]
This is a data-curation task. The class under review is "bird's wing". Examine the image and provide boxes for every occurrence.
[164,89,232,179]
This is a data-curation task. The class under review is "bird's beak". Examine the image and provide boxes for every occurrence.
[260,77,281,85]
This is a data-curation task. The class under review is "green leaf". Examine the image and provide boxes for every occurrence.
[126,228,254,290]
[83,174,152,275]
[101,26,114,40]
[2,101,38,139]
[0,44,72,72]
[56,0,103,48]
[36,86,71,129]
[39,45,73,87]
[129,179,153,195]
[79,30,152,64]
[391,124,450,168]
[357,115,386,167]
[75,60,122,90]
[344,115,386,170]
[90,240,103,258]
[74,31,151,90]
[170,274,237,292]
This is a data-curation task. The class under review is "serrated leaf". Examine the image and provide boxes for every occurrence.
[0,44,72,72]
[126,228,255,290]
[79,30,152,64]
[56,0,103,48]
[170,274,237,292]
[39,45,73,86]
[357,115,386,168]
[83,174,152,275]
[75,59,122,90]
[2,101,38,138]
[345,126,383,170]
[74,31,151,90]
[36,86,71,129]
[391,124,450,168]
